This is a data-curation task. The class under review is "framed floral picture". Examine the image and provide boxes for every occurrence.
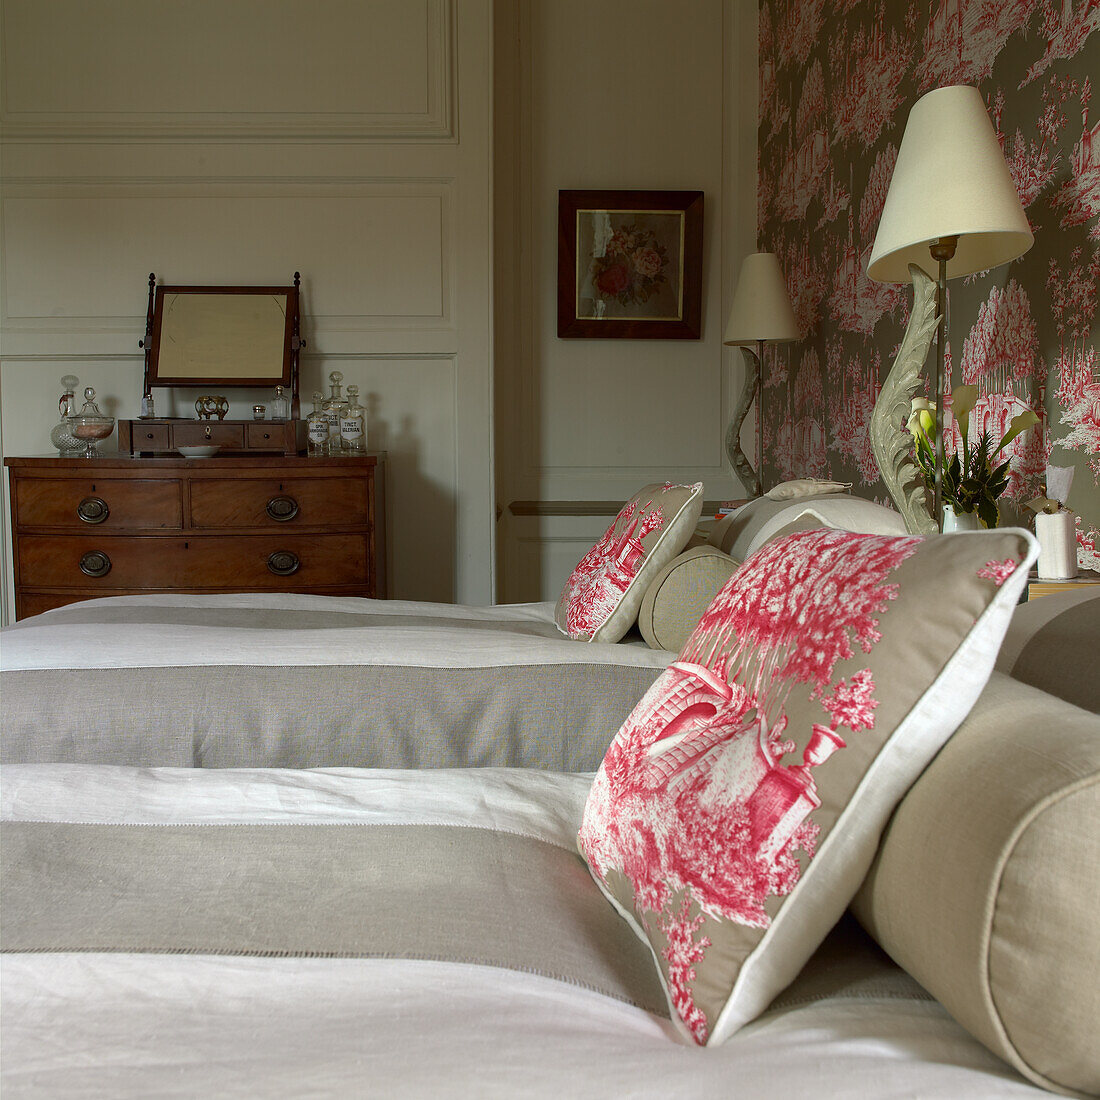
[557,189,703,339]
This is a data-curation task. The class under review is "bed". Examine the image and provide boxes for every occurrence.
[0,763,1053,1099]
[3,505,1096,1099]
[0,593,671,770]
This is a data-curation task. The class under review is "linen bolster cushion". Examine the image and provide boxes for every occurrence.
[578,526,1036,1046]
[993,589,1100,714]
[852,672,1100,1099]
[556,482,704,643]
[637,546,740,653]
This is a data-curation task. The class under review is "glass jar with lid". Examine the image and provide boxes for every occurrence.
[322,371,348,455]
[270,385,290,421]
[51,375,84,456]
[68,387,115,458]
[340,385,366,453]
[306,392,328,456]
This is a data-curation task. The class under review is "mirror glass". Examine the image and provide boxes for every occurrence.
[149,286,294,386]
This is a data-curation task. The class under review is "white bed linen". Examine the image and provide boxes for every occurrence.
[2,593,670,672]
[0,764,593,847]
[1,766,1048,1099]
[2,954,1043,1100]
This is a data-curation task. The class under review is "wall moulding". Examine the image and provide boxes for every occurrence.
[0,0,454,142]
[1,183,454,342]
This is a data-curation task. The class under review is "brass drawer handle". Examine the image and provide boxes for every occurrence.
[79,550,112,578]
[77,497,110,524]
[266,496,299,522]
[267,550,300,576]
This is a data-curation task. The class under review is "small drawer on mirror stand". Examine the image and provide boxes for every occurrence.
[131,423,171,452]
[172,422,245,449]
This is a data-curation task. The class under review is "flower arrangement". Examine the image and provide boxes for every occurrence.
[590,224,669,306]
[907,384,1039,529]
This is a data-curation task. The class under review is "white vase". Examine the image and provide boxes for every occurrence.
[942,509,980,533]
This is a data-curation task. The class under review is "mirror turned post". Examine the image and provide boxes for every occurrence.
[290,271,305,420]
[137,273,156,415]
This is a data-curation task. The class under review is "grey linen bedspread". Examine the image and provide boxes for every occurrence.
[0,593,672,769]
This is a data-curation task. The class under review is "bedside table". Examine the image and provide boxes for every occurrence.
[1026,569,1100,601]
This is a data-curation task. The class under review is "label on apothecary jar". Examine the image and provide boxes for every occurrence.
[340,419,363,439]
[308,420,329,445]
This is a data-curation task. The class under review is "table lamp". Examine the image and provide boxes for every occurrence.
[867,84,1033,529]
[723,252,800,497]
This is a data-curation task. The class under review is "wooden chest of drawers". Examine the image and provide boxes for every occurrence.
[4,454,386,619]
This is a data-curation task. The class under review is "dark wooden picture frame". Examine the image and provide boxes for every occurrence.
[557,189,703,339]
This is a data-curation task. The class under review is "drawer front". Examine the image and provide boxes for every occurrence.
[17,534,370,590]
[171,422,245,449]
[189,477,370,529]
[245,422,292,450]
[12,477,182,530]
[131,423,172,451]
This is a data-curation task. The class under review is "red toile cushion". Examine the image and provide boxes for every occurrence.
[579,526,1036,1044]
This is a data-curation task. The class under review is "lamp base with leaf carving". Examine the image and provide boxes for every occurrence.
[725,345,763,498]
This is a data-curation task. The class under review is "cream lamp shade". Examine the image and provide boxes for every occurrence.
[723,253,800,344]
[867,85,1033,283]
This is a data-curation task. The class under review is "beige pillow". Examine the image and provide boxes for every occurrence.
[637,546,740,652]
[853,672,1100,1099]
[556,482,704,643]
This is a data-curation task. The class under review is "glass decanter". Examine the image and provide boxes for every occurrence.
[322,371,348,456]
[68,387,115,458]
[270,385,290,421]
[340,384,366,453]
[51,375,84,456]
[306,391,328,457]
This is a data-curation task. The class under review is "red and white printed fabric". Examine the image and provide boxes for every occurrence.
[580,526,1037,1045]
[555,482,704,643]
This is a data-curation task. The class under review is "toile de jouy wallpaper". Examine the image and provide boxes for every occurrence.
[757,0,1099,567]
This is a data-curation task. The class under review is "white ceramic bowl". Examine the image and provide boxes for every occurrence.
[177,445,220,459]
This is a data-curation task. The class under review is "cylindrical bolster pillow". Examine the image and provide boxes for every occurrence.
[637,546,740,652]
[994,590,1100,714]
[852,672,1100,1099]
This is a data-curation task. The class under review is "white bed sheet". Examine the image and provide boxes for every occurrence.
[2,593,668,672]
[1,765,1047,1099]
[2,954,1042,1100]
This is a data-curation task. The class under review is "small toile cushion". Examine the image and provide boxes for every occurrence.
[579,526,1037,1045]
[556,482,704,643]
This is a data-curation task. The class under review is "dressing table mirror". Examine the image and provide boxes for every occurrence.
[119,273,306,456]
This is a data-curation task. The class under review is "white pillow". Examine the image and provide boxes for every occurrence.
[744,499,907,557]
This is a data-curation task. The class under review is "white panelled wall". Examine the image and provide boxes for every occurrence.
[0,0,759,619]
[494,0,758,601]
[0,0,494,621]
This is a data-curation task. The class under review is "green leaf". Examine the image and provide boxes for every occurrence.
[976,496,999,529]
